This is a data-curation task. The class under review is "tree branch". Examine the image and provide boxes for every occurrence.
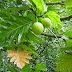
[60,15,72,21]
[46,1,65,5]
[65,52,72,55]
[41,33,62,38]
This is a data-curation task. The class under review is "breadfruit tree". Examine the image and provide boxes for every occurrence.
[0,0,72,72]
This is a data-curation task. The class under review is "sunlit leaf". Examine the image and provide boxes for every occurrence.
[45,11,63,31]
[56,54,72,72]
[33,62,46,71]
[65,0,72,7]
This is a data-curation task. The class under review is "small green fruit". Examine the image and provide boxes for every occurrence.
[41,18,52,27]
[32,22,44,35]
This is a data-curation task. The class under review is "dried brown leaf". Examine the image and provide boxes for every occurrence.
[7,49,32,69]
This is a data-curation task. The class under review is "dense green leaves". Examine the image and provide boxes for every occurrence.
[23,11,35,21]
[22,64,30,72]
[5,64,18,72]
[18,44,40,58]
[25,31,43,44]
[33,62,46,71]
[64,29,72,38]
[0,12,32,46]
[0,51,1,68]
[21,63,46,72]
[0,0,72,72]
[32,0,46,12]
[32,0,47,15]
[44,0,62,2]
[65,0,72,7]
[1,6,29,12]
[52,0,61,2]
[57,39,72,72]
[56,54,72,72]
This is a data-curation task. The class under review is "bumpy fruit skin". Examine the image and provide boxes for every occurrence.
[32,22,44,35]
[41,18,52,27]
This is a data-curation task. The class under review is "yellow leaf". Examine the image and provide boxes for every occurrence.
[7,49,32,69]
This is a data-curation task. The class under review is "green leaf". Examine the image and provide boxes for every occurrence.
[23,11,35,21]
[65,0,72,7]
[32,0,44,12]
[59,39,72,53]
[33,62,46,71]
[32,0,47,12]
[5,64,18,72]
[66,39,72,47]
[47,5,60,13]
[52,0,61,2]
[7,0,17,2]
[22,64,30,72]
[44,0,50,2]
[60,46,72,52]
[3,44,15,50]
[0,51,1,68]
[1,6,29,12]
[64,29,72,38]
[18,24,32,43]
[0,12,32,47]
[26,31,43,44]
[45,11,63,31]
[56,54,72,72]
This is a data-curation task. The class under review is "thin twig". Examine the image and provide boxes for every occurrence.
[65,52,72,55]
[41,33,61,38]
[60,15,72,21]
[46,1,65,5]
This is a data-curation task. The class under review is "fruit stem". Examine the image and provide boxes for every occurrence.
[48,28,61,47]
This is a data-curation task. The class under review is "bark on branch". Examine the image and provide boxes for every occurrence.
[46,1,65,5]
[60,15,72,21]
[41,33,62,38]
[65,52,72,55]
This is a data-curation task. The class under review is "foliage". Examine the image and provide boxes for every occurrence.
[0,0,72,72]
[45,11,63,31]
